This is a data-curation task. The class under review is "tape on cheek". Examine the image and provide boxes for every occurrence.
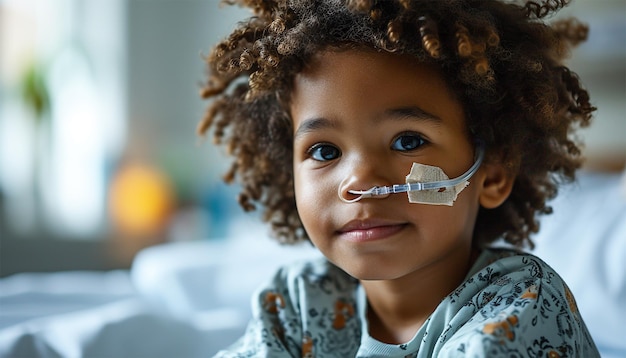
[405,163,469,206]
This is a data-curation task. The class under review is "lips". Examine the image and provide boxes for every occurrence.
[337,219,408,243]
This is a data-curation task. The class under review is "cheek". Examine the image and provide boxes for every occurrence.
[294,170,321,228]
[294,168,337,238]
[405,181,481,241]
[433,184,481,239]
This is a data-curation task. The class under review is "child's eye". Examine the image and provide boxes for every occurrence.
[308,143,341,161]
[391,132,427,152]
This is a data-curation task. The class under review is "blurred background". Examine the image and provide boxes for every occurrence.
[0,0,624,277]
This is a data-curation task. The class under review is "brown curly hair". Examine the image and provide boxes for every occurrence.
[198,0,594,248]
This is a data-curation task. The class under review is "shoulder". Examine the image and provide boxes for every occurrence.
[450,248,566,305]
[259,257,359,302]
[251,257,360,332]
[442,248,599,357]
[465,248,582,327]
[466,248,566,290]
[216,258,361,358]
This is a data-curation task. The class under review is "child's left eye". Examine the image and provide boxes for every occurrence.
[391,133,427,152]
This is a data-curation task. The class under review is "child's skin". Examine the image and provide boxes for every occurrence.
[290,48,514,344]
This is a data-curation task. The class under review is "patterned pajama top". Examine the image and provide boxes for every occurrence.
[215,248,599,358]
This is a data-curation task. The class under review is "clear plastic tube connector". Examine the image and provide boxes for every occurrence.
[345,142,485,204]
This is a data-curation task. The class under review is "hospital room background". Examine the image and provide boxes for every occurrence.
[0,0,624,357]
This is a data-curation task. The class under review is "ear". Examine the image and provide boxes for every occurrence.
[478,163,515,209]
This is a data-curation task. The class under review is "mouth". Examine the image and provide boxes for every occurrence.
[336,219,408,243]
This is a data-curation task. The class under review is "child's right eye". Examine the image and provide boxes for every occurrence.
[307,143,341,161]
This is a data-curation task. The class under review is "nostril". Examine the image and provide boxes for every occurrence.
[338,177,364,203]
[338,185,365,203]
[338,174,392,203]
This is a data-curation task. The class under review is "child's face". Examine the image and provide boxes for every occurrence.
[290,49,484,281]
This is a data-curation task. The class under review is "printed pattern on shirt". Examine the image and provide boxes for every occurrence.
[214,249,599,358]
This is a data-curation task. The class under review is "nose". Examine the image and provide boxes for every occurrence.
[337,156,392,203]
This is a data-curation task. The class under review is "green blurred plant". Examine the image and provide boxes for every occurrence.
[19,62,50,124]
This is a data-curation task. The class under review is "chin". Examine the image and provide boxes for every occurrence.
[341,263,406,281]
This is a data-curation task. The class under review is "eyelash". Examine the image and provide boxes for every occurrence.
[307,143,341,162]
[391,131,428,152]
[305,132,428,162]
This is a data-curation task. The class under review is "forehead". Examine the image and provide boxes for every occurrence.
[300,48,437,80]
[290,49,466,132]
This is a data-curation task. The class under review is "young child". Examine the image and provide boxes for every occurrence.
[199,0,599,356]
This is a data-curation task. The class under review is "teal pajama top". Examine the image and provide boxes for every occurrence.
[215,248,599,357]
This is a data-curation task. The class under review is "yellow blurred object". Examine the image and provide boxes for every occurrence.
[108,164,175,237]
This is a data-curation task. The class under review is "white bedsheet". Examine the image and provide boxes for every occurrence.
[532,171,626,358]
[0,298,244,358]
[0,233,320,357]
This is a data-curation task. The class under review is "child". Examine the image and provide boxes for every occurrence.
[199,0,599,356]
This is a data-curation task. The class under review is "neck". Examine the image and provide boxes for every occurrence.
[361,247,479,344]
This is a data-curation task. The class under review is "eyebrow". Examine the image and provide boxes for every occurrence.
[293,106,441,140]
[293,117,338,140]
[382,106,442,124]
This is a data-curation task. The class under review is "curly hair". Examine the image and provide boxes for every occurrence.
[198,0,594,248]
